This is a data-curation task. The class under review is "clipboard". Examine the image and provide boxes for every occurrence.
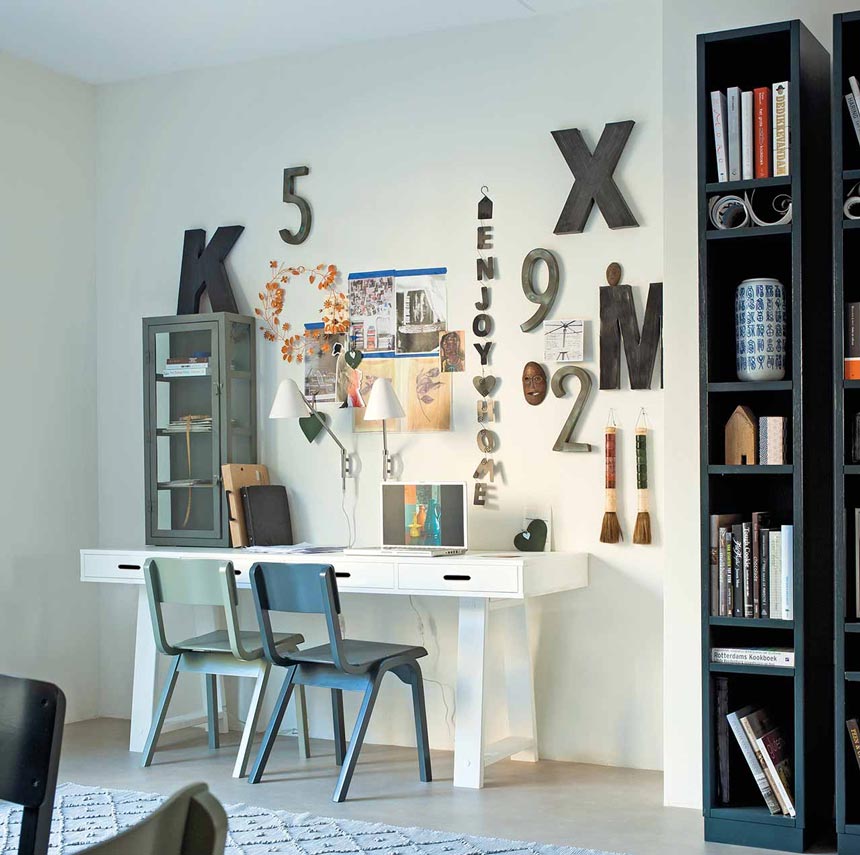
[221,464,270,547]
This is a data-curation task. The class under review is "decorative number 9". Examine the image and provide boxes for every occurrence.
[280,166,312,245]
[520,248,560,332]
[551,365,593,452]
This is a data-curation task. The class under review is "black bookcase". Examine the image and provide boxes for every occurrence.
[697,21,832,852]
[835,12,860,855]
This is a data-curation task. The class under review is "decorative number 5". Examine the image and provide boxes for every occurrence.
[280,166,312,245]
[520,248,560,332]
[551,365,593,452]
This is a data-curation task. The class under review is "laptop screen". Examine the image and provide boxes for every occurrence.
[381,482,467,548]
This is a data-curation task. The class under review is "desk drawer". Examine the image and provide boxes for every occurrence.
[398,563,520,594]
[82,553,145,583]
[332,562,395,590]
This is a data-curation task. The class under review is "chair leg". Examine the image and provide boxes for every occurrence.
[141,656,181,768]
[295,684,311,760]
[233,663,270,779]
[331,689,346,766]
[408,663,432,782]
[18,803,53,855]
[205,674,219,750]
[249,666,296,784]
[332,674,382,803]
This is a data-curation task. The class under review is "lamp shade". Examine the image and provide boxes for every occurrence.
[364,377,405,421]
[269,378,308,419]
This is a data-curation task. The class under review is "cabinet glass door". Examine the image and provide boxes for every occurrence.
[148,321,221,539]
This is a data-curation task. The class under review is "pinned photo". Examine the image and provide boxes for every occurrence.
[439,330,466,373]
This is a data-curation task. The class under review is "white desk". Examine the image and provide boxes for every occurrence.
[80,547,588,788]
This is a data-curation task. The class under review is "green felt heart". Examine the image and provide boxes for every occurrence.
[344,349,364,369]
[473,375,497,397]
[299,412,328,443]
[514,519,547,552]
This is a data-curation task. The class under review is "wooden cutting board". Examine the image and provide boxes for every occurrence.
[221,464,270,547]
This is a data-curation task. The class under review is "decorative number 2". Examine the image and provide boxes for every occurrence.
[551,365,593,452]
[280,166,312,245]
[520,248,560,332]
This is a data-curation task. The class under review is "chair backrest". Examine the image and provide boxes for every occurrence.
[143,558,253,660]
[81,782,227,855]
[0,673,65,855]
[250,563,353,672]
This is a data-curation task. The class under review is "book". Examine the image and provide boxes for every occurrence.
[727,706,780,813]
[760,527,770,618]
[846,303,860,380]
[711,90,729,182]
[724,528,734,616]
[711,648,794,667]
[757,728,795,817]
[732,523,744,617]
[781,524,793,620]
[751,512,770,618]
[741,91,753,180]
[742,522,753,618]
[769,529,783,620]
[166,356,210,364]
[727,86,742,181]
[754,86,771,177]
[772,82,790,177]
[759,417,787,465]
[240,485,294,547]
[715,677,731,804]
[850,75,860,123]
[715,515,740,616]
[846,92,860,151]
[847,719,860,771]
[739,708,784,815]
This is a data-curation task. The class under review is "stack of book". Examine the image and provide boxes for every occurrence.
[708,513,793,619]
[726,706,795,816]
[163,355,211,377]
[710,83,790,182]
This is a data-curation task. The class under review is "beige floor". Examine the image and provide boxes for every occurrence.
[58,719,822,855]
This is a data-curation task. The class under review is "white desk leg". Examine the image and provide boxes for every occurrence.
[453,597,488,789]
[130,586,158,753]
[503,599,538,762]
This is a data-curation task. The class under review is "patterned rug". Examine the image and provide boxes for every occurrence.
[0,783,625,855]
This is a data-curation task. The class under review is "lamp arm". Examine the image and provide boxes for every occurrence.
[302,394,349,455]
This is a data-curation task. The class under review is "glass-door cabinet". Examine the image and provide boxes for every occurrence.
[143,312,257,546]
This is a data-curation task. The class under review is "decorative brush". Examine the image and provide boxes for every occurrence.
[600,415,623,543]
[633,409,652,545]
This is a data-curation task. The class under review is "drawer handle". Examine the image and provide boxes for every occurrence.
[234,569,241,576]
[335,572,351,579]
[117,564,141,571]
[443,574,471,582]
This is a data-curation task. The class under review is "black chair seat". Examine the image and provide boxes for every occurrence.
[176,629,304,658]
[289,639,427,672]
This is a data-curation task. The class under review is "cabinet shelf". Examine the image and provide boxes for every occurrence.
[705,224,792,241]
[708,663,795,677]
[705,176,792,194]
[708,806,796,827]
[707,381,792,393]
[708,465,793,475]
[156,480,216,490]
[709,617,793,629]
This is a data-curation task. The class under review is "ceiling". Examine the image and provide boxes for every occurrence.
[0,0,593,84]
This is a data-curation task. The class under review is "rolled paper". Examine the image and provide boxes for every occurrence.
[744,190,792,227]
[708,194,749,230]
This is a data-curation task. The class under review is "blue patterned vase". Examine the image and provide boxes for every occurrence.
[735,277,786,381]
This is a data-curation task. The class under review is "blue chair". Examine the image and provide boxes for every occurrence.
[248,562,432,802]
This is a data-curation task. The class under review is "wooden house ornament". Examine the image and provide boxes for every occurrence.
[725,405,757,465]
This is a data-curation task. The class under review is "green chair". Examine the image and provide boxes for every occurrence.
[141,557,309,778]
[81,783,227,855]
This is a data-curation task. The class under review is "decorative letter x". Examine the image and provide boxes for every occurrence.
[552,121,639,234]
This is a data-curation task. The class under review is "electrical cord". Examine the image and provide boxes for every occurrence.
[408,595,455,738]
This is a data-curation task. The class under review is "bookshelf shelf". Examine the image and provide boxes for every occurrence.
[707,381,792,393]
[708,663,795,678]
[836,14,860,855]
[705,176,792,193]
[709,617,793,629]
[699,20,832,853]
[705,224,792,241]
[708,465,793,475]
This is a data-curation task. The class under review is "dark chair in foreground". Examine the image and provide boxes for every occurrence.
[82,783,227,855]
[248,562,432,802]
[0,673,65,855]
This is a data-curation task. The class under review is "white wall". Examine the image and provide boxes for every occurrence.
[661,0,843,809]
[0,53,100,720]
[93,0,666,770]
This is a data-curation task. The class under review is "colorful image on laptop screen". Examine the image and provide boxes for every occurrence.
[381,482,466,548]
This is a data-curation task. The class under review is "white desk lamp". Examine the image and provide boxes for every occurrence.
[363,377,405,481]
[270,378,352,490]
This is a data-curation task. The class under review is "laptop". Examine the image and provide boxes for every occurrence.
[345,481,468,557]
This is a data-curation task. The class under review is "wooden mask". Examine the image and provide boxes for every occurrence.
[522,361,548,406]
